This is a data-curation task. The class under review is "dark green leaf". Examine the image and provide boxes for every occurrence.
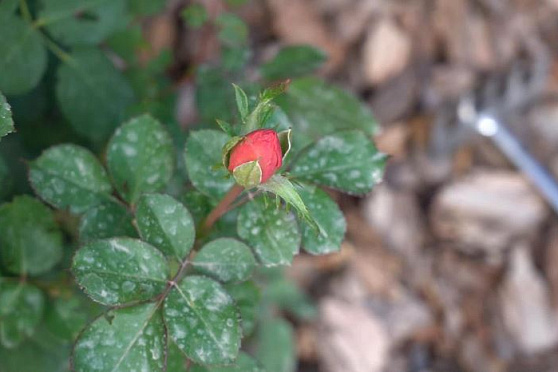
[191,352,266,372]
[106,25,146,64]
[166,339,189,371]
[224,0,248,7]
[0,92,14,140]
[237,197,301,266]
[44,297,89,341]
[29,144,113,213]
[193,238,256,283]
[79,201,137,242]
[298,185,345,254]
[224,281,260,336]
[263,278,317,321]
[196,67,234,123]
[0,327,70,372]
[181,189,214,225]
[0,281,44,348]
[39,0,127,45]
[107,115,175,204]
[128,0,166,16]
[0,0,18,19]
[277,77,378,147]
[72,238,169,305]
[164,276,241,365]
[0,15,47,95]
[0,155,12,200]
[135,193,196,260]
[181,3,208,28]
[255,318,295,372]
[73,303,166,372]
[184,130,235,200]
[0,196,63,276]
[260,45,327,80]
[215,13,248,47]
[56,48,135,142]
[290,130,386,194]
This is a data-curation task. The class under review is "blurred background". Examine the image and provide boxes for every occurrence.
[208,0,558,371]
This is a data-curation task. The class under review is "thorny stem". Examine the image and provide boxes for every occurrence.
[200,184,244,234]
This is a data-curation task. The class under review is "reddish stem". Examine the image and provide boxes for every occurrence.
[201,184,244,233]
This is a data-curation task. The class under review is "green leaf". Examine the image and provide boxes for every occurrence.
[237,197,301,266]
[0,92,14,140]
[255,318,295,372]
[191,352,266,372]
[44,297,89,341]
[263,278,317,321]
[258,175,316,229]
[0,15,47,95]
[181,189,214,225]
[0,196,63,276]
[193,238,256,283]
[107,115,175,204]
[181,3,208,28]
[233,84,249,122]
[0,328,70,372]
[128,0,166,16]
[196,67,234,123]
[224,281,260,336]
[73,303,166,372]
[290,130,386,194]
[260,45,327,81]
[224,0,248,7]
[79,201,137,242]
[39,0,127,45]
[56,48,135,142]
[0,281,44,348]
[166,339,189,371]
[164,276,241,365]
[0,155,12,200]
[72,238,169,305]
[277,77,378,147]
[298,185,345,254]
[215,13,248,47]
[29,144,113,213]
[0,0,18,19]
[135,193,195,260]
[184,130,235,200]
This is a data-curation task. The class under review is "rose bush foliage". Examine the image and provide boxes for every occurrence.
[0,1,386,371]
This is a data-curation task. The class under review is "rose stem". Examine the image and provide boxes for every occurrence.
[201,184,244,234]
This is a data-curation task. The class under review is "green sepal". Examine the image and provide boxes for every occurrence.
[232,160,262,189]
[233,84,249,122]
[216,119,235,137]
[242,80,290,135]
[258,174,319,232]
[278,128,292,161]
[221,136,243,169]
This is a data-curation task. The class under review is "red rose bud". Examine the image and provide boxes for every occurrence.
[227,129,283,188]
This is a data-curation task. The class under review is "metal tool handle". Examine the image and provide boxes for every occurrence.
[476,115,558,213]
